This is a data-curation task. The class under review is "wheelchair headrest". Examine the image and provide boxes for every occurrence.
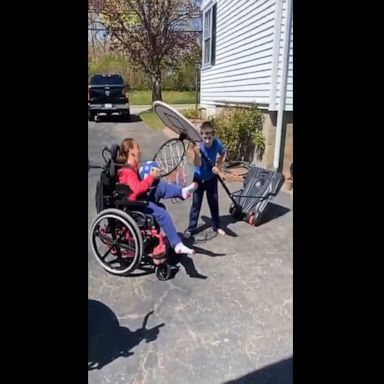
[109,144,123,181]
[110,144,120,163]
[102,144,131,181]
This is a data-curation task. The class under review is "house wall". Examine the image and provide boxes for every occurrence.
[200,0,293,171]
[200,0,277,115]
[260,111,293,171]
[274,0,293,111]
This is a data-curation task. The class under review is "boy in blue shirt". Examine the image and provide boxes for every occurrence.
[184,121,227,238]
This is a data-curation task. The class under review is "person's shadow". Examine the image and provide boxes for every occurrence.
[168,248,208,280]
[168,235,227,280]
[88,300,164,370]
[192,215,238,239]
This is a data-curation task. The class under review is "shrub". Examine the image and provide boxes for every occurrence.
[182,108,201,119]
[210,104,265,162]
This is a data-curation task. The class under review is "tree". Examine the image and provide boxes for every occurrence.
[89,0,201,102]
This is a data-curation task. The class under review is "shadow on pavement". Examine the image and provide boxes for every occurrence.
[224,357,292,384]
[181,215,238,243]
[169,250,208,280]
[88,300,164,370]
[255,202,291,226]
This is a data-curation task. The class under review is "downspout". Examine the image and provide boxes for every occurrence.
[269,0,283,111]
[273,0,293,170]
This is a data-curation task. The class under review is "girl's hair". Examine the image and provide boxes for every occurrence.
[116,138,135,163]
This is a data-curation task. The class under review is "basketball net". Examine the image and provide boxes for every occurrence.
[162,141,191,203]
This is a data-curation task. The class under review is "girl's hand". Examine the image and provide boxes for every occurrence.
[150,167,161,178]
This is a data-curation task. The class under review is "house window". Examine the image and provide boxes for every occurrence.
[203,3,216,67]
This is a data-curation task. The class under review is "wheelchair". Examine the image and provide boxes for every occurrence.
[89,144,173,281]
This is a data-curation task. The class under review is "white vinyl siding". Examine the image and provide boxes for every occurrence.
[275,0,293,111]
[201,0,276,112]
[200,0,293,113]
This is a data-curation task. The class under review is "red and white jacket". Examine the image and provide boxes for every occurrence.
[117,163,155,201]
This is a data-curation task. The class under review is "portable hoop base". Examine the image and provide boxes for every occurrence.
[230,166,285,226]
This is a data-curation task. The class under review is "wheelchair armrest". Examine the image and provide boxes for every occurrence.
[115,199,149,208]
[114,183,149,208]
[115,183,131,195]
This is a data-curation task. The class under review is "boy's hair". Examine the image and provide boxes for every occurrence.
[200,121,215,134]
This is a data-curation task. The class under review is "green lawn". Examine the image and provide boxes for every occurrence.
[140,108,194,130]
[130,90,195,105]
[139,109,165,131]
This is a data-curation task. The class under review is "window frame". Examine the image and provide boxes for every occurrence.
[202,2,217,69]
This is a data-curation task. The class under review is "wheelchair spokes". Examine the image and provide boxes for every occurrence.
[98,226,136,258]
[91,210,142,275]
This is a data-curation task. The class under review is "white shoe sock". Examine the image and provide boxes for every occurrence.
[182,182,198,200]
[174,242,195,255]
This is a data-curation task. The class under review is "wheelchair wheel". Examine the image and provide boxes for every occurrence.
[155,264,171,281]
[90,208,143,275]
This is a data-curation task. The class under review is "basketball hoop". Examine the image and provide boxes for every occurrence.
[152,102,204,202]
[160,145,187,185]
[151,102,204,183]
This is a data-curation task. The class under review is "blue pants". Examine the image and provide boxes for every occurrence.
[143,180,183,248]
[188,176,220,231]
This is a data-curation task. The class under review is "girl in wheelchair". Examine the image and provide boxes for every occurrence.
[116,138,197,256]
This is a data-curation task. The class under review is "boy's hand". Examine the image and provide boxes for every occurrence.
[150,167,161,178]
[193,144,201,156]
[212,166,221,175]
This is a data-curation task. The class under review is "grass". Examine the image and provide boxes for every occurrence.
[129,90,195,105]
[139,109,165,131]
[140,107,200,131]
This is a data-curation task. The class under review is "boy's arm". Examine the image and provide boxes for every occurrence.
[213,151,226,175]
[213,139,226,175]
[187,143,202,166]
[216,150,226,170]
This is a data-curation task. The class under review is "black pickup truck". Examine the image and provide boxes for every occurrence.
[88,74,130,121]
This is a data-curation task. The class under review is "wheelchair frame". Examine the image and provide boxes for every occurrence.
[89,145,173,281]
